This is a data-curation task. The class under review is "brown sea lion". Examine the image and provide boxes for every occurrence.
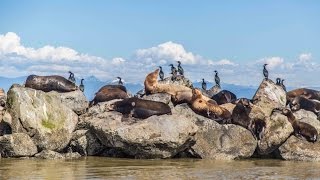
[171,89,217,106]
[290,96,320,117]
[25,75,78,92]
[275,108,318,143]
[90,85,128,106]
[211,90,237,105]
[98,84,127,93]
[231,98,266,140]
[106,97,172,119]
[189,89,231,123]
[287,88,320,103]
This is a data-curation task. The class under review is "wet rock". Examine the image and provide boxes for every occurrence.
[279,136,320,161]
[82,103,199,158]
[50,90,89,115]
[252,79,286,117]
[159,76,193,88]
[190,120,257,160]
[141,93,172,104]
[35,150,81,159]
[257,111,293,155]
[69,129,104,156]
[0,133,38,157]
[6,85,78,151]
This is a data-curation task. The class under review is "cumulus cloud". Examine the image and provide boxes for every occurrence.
[0,32,319,87]
[299,53,312,63]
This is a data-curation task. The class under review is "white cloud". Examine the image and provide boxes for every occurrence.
[134,41,198,65]
[259,57,284,69]
[299,53,312,63]
[0,32,319,87]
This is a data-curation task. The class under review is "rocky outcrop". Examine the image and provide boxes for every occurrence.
[252,79,286,117]
[69,129,104,156]
[141,93,172,104]
[190,120,257,160]
[159,76,193,88]
[257,111,293,155]
[0,133,37,157]
[279,136,320,161]
[49,90,88,115]
[82,103,198,159]
[6,85,78,151]
[35,150,81,159]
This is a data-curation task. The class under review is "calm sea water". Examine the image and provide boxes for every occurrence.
[0,157,319,179]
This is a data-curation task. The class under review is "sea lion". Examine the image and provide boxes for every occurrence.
[287,88,320,102]
[231,98,266,140]
[211,90,237,105]
[98,85,127,93]
[25,75,78,92]
[171,89,217,106]
[290,96,320,117]
[275,108,318,142]
[90,85,128,106]
[106,97,172,119]
[189,89,231,122]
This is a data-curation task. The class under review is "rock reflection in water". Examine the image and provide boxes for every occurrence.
[1,157,320,179]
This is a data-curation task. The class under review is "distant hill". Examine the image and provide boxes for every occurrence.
[0,76,317,101]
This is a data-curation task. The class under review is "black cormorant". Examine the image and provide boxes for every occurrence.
[79,79,84,92]
[117,77,123,85]
[276,78,281,85]
[159,66,164,81]
[68,71,76,83]
[281,79,286,91]
[214,70,220,87]
[202,78,207,90]
[263,64,268,80]
[177,61,184,76]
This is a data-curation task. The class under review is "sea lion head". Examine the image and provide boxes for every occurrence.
[310,134,318,143]
[290,97,300,111]
[192,88,202,100]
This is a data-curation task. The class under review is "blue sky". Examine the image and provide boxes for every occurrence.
[0,1,319,86]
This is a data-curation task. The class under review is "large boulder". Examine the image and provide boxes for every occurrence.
[81,103,199,158]
[49,90,88,115]
[35,150,81,159]
[69,129,104,156]
[0,133,38,157]
[252,79,286,117]
[257,111,293,155]
[279,136,320,161]
[190,120,257,160]
[6,85,78,151]
[159,76,193,88]
[141,93,172,104]
[206,85,221,97]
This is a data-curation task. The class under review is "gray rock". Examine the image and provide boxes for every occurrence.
[257,111,293,155]
[159,76,193,88]
[6,86,78,151]
[206,85,221,97]
[294,109,318,120]
[252,79,286,117]
[190,120,257,160]
[50,90,89,115]
[69,129,104,156]
[141,93,172,104]
[0,133,38,157]
[82,103,199,158]
[279,136,320,161]
[35,150,81,159]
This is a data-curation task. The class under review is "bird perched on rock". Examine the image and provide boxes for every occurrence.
[177,61,184,76]
[117,77,123,85]
[202,78,207,90]
[214,70,220,87]
[281,79,286,91]
[79,79,84,92]
[159,66,164,81]
[263,64,268,80]
[169,64,178,81]
[276,78,281,85]
[68,71,76,83]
